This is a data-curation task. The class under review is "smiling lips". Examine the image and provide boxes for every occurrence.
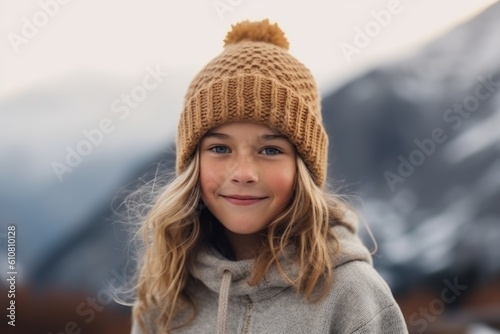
[221,195,267,206]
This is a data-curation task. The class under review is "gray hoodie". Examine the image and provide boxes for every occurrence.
[131,218,409,333]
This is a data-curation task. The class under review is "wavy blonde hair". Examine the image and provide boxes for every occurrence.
[131,148,356,333]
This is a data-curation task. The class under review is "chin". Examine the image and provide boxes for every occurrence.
[222,221,267,235]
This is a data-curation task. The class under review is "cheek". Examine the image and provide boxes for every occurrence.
[200,163,222,197]
[266,164,295,197]
[199,171,211,198]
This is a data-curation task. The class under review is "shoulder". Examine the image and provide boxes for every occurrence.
[332,260,393,301]
[326,260,409,333]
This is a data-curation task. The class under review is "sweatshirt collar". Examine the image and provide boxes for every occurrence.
[188,213,372,334]
[189,245,295,303]
[190,247,296,334]
[189,214,371,299]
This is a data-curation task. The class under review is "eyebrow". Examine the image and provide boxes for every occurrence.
[203,132,289,141]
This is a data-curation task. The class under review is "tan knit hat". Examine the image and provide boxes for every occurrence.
[176,19,328,186]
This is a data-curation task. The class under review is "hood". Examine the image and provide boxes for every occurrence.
[188,213,373,334]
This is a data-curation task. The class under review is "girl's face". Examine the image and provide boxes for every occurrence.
[199,121,296,240]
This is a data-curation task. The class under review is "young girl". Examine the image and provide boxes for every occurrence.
[130,19,408,333]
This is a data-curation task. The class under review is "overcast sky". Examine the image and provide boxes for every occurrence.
[1,0,497,98]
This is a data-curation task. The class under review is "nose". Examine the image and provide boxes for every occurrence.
[228,153,258,184]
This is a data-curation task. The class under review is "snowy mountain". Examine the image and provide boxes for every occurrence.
[322,2,500,292]
[0,70,189,288]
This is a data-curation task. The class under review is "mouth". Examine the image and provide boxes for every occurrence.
[221,194,267,206]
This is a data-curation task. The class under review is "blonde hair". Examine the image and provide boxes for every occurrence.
[131,149,356,333]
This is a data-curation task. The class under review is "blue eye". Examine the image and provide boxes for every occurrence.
[261,147,281,155]
[210,146,230,154]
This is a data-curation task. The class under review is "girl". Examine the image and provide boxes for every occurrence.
[130,19,408,333]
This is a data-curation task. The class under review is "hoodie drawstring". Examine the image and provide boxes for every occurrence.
[217,270,232,334]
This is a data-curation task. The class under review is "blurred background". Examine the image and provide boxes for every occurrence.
[1,0,499,333]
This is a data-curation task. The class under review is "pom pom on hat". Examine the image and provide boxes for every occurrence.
[224,19,289,50]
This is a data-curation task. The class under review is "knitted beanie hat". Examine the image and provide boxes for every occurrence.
[176,19,328,186]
